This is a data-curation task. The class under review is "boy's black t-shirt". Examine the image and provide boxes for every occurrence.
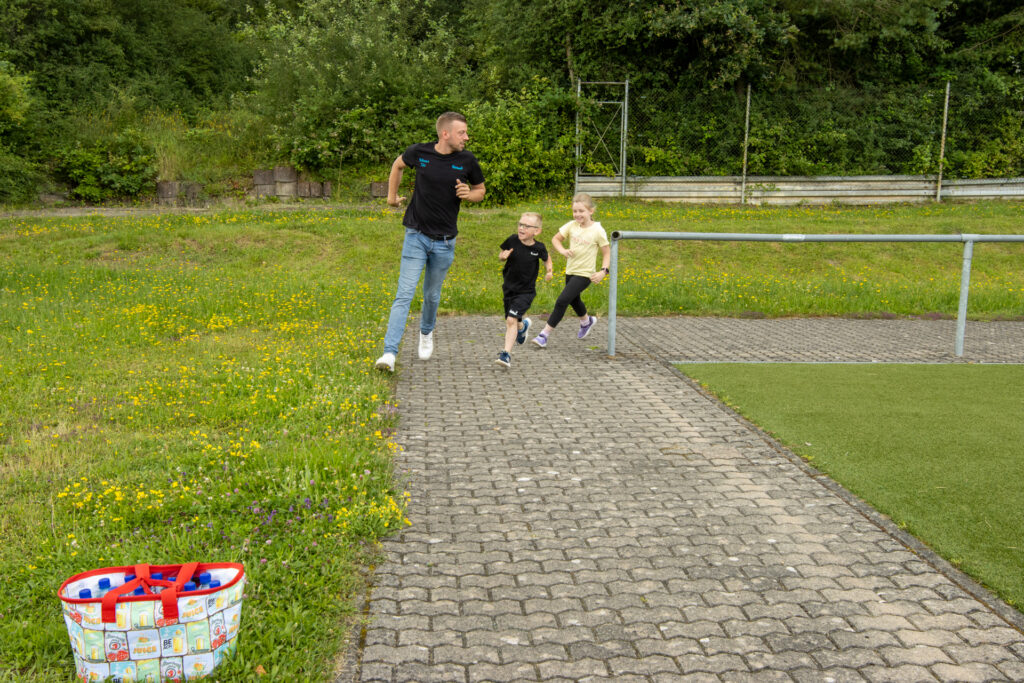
[501,234,548,294]
[401,143,485,239]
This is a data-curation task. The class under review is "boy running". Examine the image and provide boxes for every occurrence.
[496,212,552,368]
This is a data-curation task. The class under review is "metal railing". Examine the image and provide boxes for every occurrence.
[607,231,1024,357]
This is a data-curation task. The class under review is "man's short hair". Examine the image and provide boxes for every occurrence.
[436,112,467,136]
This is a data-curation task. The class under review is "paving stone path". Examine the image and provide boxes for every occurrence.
[352,317,1024,682]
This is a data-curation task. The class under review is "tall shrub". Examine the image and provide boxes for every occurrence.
[241,0,466,173]
[0,61,39,203]
[56,129,156,202]
[461,80,576,204]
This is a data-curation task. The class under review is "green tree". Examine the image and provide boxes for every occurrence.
[0,61,39,202]
[241,0,469,171]
[0,0,254,112]
[778,0,951,83]
[464,0,798,92]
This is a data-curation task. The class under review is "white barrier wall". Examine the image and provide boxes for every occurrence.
[576,175,1024,205]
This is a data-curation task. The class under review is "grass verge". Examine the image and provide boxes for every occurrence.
[0,210,404,681]
[676,363,1024,611]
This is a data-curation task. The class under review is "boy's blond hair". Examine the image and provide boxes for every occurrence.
[572,192,596,210]
[520,211,542,229]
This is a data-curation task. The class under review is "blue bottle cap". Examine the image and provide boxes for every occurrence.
[183,581,197,592]
[133,587,145,595]
[124,573,136,582]
[98,578,111,590]
[78,588,92,599]
[198,572,211,585]
[152,572,163,581]
[209,579,221,590]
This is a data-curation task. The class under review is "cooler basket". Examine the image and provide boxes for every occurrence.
[58,562,245,682]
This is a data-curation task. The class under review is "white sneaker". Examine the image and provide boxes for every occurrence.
[418,332,433,360]
[374,352,396,372]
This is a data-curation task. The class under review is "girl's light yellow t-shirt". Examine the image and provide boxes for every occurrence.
[558,220,609,276]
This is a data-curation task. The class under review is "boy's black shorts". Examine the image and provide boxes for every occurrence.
[503,290,535,320]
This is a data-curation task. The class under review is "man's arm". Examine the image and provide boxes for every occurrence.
[387,155,408,207]
[455,181,486,203]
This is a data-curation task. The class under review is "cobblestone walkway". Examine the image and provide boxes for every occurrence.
[353,317,1024,682]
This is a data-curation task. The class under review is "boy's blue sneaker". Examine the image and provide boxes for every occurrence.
[516,317,531,345]
[577,315,598,339]
[495,351,511,368]
[531,333,548,349]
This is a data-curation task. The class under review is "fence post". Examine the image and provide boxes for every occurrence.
[936,81,951,202]
[574,79,581,195]
[741,84,752,205]
[621,79,629,197]
[608,236,619,356]
[955,236,976,357]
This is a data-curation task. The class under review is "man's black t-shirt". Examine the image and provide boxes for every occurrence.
[501,234,548,294]
[401,143,485,239]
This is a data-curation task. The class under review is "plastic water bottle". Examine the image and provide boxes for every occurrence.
[96,577,112,597]
[151,572,164,593]
[78,588,92,599]
[197,572,212,588]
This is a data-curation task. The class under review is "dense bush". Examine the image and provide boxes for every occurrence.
[56,130,157,202]
[462,81,576,204]
[0,61,40,202]
[241,0,466,174]
[0,144,40,203]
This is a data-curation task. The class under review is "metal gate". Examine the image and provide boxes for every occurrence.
[575,80,629,197]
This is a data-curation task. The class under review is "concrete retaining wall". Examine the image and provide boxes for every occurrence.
[253,166,331,200]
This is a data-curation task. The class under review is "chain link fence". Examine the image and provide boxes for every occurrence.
[586,80,1024,181]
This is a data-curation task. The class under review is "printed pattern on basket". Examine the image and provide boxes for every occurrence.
[58,562,244,683]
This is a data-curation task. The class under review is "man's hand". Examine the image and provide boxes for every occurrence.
[387,195,405,208]
[499,248,513,260]
[455,179,470,200]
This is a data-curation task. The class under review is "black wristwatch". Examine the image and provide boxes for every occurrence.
[601,267,610,273]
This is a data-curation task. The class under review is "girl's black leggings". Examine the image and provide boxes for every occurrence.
[547,274,591,328]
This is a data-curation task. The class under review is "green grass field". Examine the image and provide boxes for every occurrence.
[676,363,1024,611]
[1,200,1022,680]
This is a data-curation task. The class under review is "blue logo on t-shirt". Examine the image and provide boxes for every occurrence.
[418,157,429,167]
[452,165,464,170]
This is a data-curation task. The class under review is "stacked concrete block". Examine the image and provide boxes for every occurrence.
[252,167,331,199]
[273,165,298,198]
[156,181,204,207]
[297,181,324,198]
[253,170,274,198]
[156,181,179,206]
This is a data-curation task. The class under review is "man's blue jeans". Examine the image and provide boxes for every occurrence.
[382,228,456,355]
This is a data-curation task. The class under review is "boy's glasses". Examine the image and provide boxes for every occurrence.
[518,222,540,230]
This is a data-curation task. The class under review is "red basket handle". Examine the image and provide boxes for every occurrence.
[100,561,199,624]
